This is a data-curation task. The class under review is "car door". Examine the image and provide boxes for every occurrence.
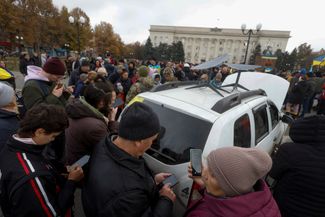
[247,98,274,153]
[266,100,283,145]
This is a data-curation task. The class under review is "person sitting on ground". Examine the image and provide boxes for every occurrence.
[0,104,84,217]
[65,81,118,165]
[185,146,280,217]
[269,115,325,217]
[0,82,19,150]
[82,102,175,217]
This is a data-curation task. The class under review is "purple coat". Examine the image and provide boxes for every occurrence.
[185,180,281,217]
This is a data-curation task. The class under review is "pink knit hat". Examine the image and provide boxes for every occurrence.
[207,147,272,197]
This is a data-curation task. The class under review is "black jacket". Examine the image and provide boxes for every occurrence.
[287,80,308,104]
[0,109,19,150]
[19,58,31,76]
[269,115,325,217]
[69,68,86,86]
[82,135,173,217]
[0,137,77,217]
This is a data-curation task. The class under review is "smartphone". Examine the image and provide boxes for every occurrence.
[190,149,202,176]
[112,98,124,108]
[71,155,90,168]
[56,83,63,89]
[162,174,178,188]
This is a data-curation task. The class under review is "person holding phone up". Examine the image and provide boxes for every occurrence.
[185,147,281,217]
[65,81,119,166]
[22,57,72,110]
[83,102,175,217]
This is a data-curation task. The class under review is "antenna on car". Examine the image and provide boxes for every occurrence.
[186,81,229,97]
[221,63,262,92]
[187,54,231,97]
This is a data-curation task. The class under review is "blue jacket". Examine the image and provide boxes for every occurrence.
[0,109,19,150]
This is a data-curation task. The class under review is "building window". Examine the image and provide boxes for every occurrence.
[220,41,223,45]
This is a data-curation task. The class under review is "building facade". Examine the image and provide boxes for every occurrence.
[149,25,290,64]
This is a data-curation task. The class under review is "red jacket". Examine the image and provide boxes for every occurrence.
[184,180,281,217]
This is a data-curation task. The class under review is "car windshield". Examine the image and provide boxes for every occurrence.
[144,100,213,165]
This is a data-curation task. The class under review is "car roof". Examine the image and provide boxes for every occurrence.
[139,84,263,123]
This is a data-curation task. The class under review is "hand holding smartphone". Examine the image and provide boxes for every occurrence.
[56,83,63,89]
[67,155,90,172]
[190,149,202,176]
[162,174,178,188]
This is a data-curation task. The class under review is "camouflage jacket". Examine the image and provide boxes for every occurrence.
[126,77,154,104]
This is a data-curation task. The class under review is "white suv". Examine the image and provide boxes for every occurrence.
[128,72,290,217]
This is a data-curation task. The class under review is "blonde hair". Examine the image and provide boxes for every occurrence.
[97,67,108,77]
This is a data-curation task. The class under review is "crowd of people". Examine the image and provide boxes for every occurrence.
[0,53,324,217]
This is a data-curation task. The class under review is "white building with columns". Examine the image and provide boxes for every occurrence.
[149,25,290,64]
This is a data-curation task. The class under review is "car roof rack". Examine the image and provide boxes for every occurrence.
[185,81,231,97]
[211,89,267,113]
[150,81,203,92]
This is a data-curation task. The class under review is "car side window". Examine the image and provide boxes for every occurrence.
[234,114,251,148]
[254,105,269,145]
[269,101,279,129]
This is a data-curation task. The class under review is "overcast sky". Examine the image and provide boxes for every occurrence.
[53,0,324,52]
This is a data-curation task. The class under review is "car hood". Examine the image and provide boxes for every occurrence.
[223,72,289,111]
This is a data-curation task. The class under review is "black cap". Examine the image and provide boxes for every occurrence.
[119,102,160,141]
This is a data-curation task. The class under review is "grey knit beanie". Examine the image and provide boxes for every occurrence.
[207,147,272,197]
[0,82,15,107]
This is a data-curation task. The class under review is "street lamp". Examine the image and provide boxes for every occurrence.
[69,15,86,54]
[15,35,24,53]
[241,23,262,64]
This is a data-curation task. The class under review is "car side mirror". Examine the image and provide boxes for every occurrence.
[281,114,294,125]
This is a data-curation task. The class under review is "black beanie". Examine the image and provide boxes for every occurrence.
[119,102,160,141]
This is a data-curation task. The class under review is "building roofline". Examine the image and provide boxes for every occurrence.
[149,25,291,38]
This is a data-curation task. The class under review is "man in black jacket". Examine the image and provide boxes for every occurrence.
[0,104,84,217]
[82,102,175,217]
[269,115,325,217]
[68,60,90,86]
